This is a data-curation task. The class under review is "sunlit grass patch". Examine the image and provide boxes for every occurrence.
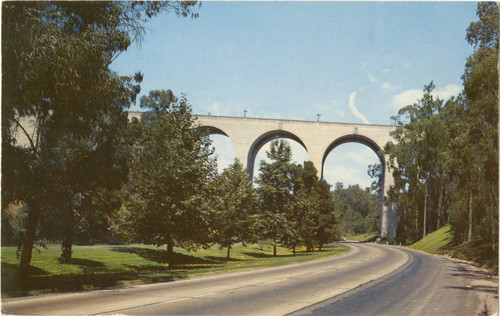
[345,232,378,242]
[1,242,349,298]
[409,225,453,254]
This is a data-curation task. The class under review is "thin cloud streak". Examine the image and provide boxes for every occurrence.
[348,91,371,124]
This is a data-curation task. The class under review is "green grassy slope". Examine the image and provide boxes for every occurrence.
[409,225,453,254]
[409,225,498,274]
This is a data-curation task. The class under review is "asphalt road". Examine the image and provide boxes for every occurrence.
[2,242,498,315]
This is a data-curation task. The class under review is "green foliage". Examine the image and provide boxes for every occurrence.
[256,140,295,254]
[256,141,340,254]
[385,83,448,242]
[206,160,258,258]
[2,1,200,274]
[385,3,498,263]
[114,90,217,265]
[332,184,380,236]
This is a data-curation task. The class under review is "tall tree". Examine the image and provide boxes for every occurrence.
[384,3,498,254]
[2,1,199,278]
[256,140,295,256]
[206,160,258,259]
[385,83,447,239]
[455,2,498,246]
[115,90,216,268]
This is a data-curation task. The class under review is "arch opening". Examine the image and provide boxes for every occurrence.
[247,130,308,180]
[199,125,235,173]
[322,134,386,238]
[322,134,386,183]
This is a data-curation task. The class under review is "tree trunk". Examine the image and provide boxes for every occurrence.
[19,201,42,283]
[273,245,277,256]
[61,210,74,264]
[293,246,296,256]
[467,191,473,244]
[490,204,495,251]
[489,189,496,251]
[167,242,174,269]
[423,184,428,239]
[227,245,231,259]
[427,183,431,235]
[415,207,418,235]
[436,171,445,230]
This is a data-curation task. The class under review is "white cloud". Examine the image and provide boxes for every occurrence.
[382,68,390,74]
[348,91,371,124]
[346,147,379,166]
[390,84,462,111]
[323,165,372,189]
[390,89,423,110]
[434,84,461,101]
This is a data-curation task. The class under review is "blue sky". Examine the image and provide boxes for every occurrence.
[112,1,478,189]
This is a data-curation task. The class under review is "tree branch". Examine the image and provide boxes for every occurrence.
[12,116,37,152]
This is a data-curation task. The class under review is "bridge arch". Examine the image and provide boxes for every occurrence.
[198,125,236,172]
[322,134,389,239]
[321,134,385,180]
[247,130,308,180]
[198,125,229,137]
[193,114,397,238]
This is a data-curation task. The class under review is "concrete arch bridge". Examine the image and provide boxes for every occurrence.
[129,112,398,239]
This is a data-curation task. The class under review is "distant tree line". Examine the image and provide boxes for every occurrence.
[384,3,498,259]
[331,183,380,236]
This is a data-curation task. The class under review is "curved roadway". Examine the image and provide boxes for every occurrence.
[2,242,497,315]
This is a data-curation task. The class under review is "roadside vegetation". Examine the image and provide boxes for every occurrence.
[332,183,380,239]
[410,225,498,273]
[1,243,348,298]
[384,3,498,271]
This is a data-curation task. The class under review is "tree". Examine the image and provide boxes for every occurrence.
[2,1,200,278]
[367,163,383,194]
[256,139,295,256]
[332,184,379,236]
[115,90,216,268]
[206,160,258,259]
[312,179,340,250]
[385,83,448,240]
[286,162,340,253]
[453,2,498,246]
[383,3,498,254]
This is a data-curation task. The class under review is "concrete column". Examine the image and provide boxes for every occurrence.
[232,142,249,169]
[379,155,397,239]
[306,146,325,179]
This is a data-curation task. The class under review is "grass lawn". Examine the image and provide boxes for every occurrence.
[1,243,349,298]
